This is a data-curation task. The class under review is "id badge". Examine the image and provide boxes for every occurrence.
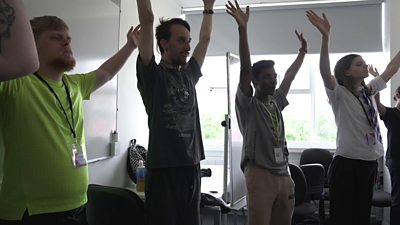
[71,143,87,168]
[273,147,285,163]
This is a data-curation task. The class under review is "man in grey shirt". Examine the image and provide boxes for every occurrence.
[226,1,307,224]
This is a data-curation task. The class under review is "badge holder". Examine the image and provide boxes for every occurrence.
[72,141,87,168]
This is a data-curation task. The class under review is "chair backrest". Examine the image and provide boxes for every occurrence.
[289,163,308,206]
[299,163,325,201]
[87,184,145,225]
[299,148,333,178]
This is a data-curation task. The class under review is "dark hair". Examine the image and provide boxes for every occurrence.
[30,16,69,39]
[334,54,369,95]
[394,86,400,101]
[155,18,190,55]
[251,60,275,81]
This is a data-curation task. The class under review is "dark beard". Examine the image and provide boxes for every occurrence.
[50,55,76,72]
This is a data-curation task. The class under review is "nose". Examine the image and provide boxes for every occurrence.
[185,41,191,51]
[62,36,71,47]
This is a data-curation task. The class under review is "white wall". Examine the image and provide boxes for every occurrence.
[88,0,182,187]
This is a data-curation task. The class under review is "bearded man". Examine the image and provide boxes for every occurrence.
[0,16,139,225]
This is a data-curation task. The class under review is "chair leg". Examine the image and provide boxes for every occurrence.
[319,198,325,224]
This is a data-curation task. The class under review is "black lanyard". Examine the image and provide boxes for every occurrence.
[34,72,76,139]
[354,90,374,127]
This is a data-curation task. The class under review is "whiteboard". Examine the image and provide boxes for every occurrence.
[23,0,120,160]
[223,52,247,210]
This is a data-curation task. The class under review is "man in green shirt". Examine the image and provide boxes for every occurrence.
[0,16,139,225]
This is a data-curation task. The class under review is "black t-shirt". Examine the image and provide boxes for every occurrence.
[136,55,205,168]
[381,107,400,160]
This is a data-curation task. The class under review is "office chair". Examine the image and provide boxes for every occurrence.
[299,148,333,220]
[86,184,145,225]
[300,163,325,223]
[289,163,319,225]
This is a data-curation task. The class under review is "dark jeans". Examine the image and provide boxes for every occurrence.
[328,155,377,225]
[386,159,400,225]
[0,205,88,225]
[145,164,201,225]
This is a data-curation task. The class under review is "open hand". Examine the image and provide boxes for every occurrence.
[368,64,380,77]
[226,0,249,28]
[306,10,330,37]
[295,29,307,50]
[127,24,141,49]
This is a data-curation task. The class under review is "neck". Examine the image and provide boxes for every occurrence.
[36,67,64,81]
[160,58,180,70]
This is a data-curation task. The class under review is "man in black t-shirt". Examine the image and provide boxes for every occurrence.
[135,0,215,224]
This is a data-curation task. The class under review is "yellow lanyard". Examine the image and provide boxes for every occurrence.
[262,98,281,140]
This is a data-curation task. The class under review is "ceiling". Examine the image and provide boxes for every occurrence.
[178,0,341,9]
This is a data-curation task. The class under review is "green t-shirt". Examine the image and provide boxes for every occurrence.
[0,72,96,219]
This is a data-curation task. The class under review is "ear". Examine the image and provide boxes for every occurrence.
[160,39,168,52]
[395,93,400,101]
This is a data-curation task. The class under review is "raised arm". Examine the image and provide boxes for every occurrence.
[379,50,400,83]
[0,0,39,81]
[191,0,215,67]
[368,64,386,115]
[306,10,336,90]
[278,30,307,97]
[374,92,387,116]
[226,0,252,96]
[93,25,139,91]
[136,0,154,66]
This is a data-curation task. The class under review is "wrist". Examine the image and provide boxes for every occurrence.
[203,8,214,15]
[299,47,307,53]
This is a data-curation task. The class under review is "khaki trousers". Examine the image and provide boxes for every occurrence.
[244,163,295,225]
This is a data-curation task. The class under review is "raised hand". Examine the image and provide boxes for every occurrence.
[127,24,141,49]
[226,0,249,28]
[306,10,330,37]
[295,29,307,50]
[368,64,380,77]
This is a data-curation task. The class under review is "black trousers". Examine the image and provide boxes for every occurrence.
[145,164,201,225]
[328,155,377,225]
[0,205,88,225]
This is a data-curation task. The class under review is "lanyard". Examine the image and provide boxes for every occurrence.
[354,90,374,127]
[262,98,281,140]
[34,72,76,139]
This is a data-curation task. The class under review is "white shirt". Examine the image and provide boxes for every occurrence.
[326,76,386,161]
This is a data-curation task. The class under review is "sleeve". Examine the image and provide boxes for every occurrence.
[274,89,289,111]
[186,57,202,84]
[235,86,252,131]
[136,54,157,95]
[325,83,339,104]
[68,72,97,100]
[368,76,387,93]
[0,77,25,103]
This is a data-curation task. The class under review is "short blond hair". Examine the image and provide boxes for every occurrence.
[30,16,69,39]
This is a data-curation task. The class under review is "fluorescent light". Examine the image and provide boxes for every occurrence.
[182,0,382,13]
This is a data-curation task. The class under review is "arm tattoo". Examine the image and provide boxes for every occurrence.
[0,0,16,53]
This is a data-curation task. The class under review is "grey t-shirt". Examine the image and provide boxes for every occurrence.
[136,55,205,168]
[235,87,290,176]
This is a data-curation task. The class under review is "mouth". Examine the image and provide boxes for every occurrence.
[63,50,73,57]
